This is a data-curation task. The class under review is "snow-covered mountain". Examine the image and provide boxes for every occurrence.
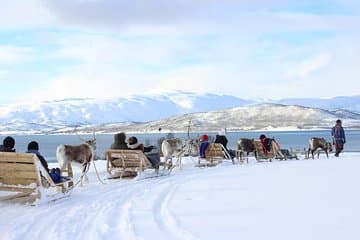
[274,96,360,113]
[0,92,359,134]
[45,104,360,134]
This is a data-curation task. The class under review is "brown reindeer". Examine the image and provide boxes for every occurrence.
[307,137,332,159]
[237,138,257,161]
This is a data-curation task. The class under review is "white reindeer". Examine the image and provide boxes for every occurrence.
[56,133,96,185]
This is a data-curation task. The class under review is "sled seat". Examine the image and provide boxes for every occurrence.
[106,149,165,179]
[0,152,73,204]
[254,140,276,162]
[196,143,225,167]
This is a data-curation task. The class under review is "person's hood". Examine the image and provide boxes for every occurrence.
[114,132,126,143]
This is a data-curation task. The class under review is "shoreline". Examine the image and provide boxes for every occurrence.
[1,128,359,136]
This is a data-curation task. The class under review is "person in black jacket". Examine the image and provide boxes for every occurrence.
[215,134,235,159]
[26,141,66,183]
[0,136,16,152]
[110,132,129,150]
[26,141,49,172]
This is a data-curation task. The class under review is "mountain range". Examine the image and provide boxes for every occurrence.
[0,92,359,134]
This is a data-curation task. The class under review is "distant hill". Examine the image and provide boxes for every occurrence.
[48,104,360,134]
[0,92,359,134]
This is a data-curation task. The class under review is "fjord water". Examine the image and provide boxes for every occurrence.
[2,130,359,162]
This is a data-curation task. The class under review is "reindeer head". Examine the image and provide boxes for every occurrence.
[85,139,96,150]
[74,126,97,151]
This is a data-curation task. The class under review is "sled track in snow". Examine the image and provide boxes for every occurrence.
[2,163,231,240]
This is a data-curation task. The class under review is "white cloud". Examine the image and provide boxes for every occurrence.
[0,69,9,78]
[0,0,54,29]
[285,54,331,79]
[0,45,34,64]
[1,0,359,104]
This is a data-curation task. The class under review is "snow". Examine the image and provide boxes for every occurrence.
[1,153,360,240]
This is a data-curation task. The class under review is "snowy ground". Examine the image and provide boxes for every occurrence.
[1,152,360,240]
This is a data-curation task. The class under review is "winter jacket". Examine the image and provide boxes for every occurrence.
[27,149,49,172]
[128,143,159,168]
[200,141,210,158]
[332,124,346,145]
[260,138,272,154]
[111,132,129,149]
[128,143,154,153]
[215,135,229,150]
[0,145,15,152]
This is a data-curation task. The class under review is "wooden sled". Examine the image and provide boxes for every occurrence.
[0,152,73,204]
[106,149,173,179]
[196,143,226,167]
[254,140,274,162]
[278,149,298,160]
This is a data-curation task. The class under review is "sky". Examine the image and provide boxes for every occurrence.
[0,0,359,104]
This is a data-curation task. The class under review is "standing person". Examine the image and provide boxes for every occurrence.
[110,132,129,150]
[0,136,16,152]
[332,119,346,157]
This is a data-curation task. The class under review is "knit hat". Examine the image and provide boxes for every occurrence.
[27,141,39,151]
[201,134,208,141]
[3,136,15,148]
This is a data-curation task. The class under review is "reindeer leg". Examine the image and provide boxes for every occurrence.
[311,150,315,159]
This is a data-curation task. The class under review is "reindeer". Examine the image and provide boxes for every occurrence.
[56,131,96,185]
[307,137,332,159]
[161,138,185,169]
[237,138,257,162]
[183,138,200,157]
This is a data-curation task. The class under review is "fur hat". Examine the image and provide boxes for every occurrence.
[201,134,208,141]
[27,141,39,151]
[3,136,15,148]
[128,136,139,148]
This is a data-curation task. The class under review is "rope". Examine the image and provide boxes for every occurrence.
[92,159,107,185]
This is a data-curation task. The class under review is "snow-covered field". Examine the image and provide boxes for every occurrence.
[1,153,360,240]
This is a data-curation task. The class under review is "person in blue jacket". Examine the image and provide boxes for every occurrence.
[199,134,210,158]
[331,119,346,157]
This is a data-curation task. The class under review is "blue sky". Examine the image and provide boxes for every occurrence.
[0,0,359,104]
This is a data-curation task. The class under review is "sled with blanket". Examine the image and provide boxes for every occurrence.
[106,149,174,179]
[254,140,285,162]
[0,152,74,204]
[196,143,230,167]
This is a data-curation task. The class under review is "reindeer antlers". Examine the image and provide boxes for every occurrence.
[74,126,96,143]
